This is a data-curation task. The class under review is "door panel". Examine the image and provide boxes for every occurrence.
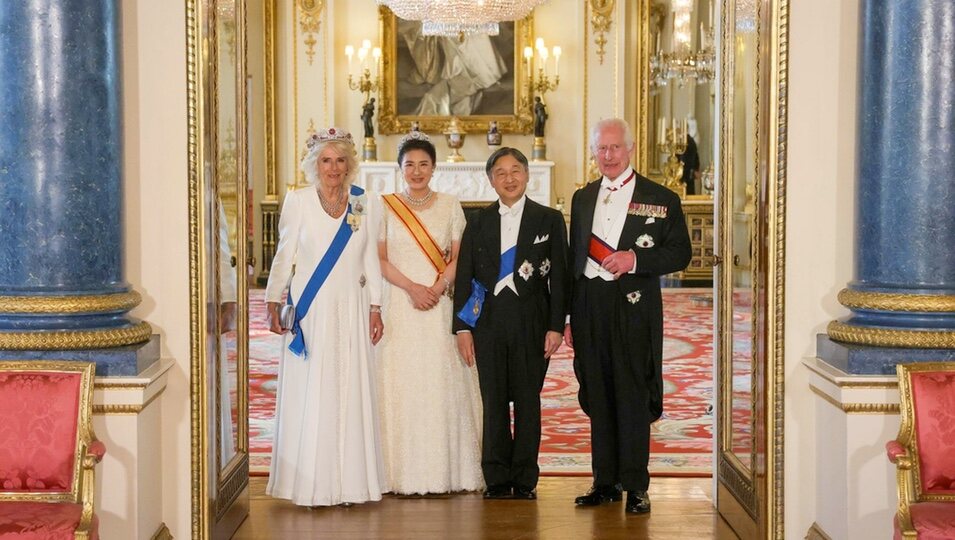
[188,0,252,537]
[715,0,787,537]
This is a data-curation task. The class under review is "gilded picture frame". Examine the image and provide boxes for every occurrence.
[377,6,534,134]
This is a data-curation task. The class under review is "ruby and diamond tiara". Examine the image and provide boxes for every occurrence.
[305,127,354,150]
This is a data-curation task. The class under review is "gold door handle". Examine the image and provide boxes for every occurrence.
[712,255,723,266]
[230,256,237,268]
[733,255,741,266]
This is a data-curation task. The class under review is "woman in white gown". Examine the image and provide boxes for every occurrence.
[376,132,484,494]
[264,127,385,506]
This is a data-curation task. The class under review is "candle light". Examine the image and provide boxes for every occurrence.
[372,46,381,75]
[345,44,354,69]
[523,45,533,76]
[682,118,688,143]
[357,45,367,69]
[553,46,561,77]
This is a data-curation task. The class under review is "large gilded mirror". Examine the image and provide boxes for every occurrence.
[189,0,252,537]
[714,0,787,537]
[645,0,718,286]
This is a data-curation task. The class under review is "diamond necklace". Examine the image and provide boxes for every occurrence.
[403,188,434,207]
[317,187,346,216]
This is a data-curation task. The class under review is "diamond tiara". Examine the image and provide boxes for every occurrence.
[397,129,431,151]
[306,127,354,150]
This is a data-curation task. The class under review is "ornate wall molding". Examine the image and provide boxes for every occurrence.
[809,385,900,415]
[298,0,325,65]
[590,0,615,64]
[837,288,955,312]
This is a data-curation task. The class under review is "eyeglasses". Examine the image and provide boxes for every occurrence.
[492,167,527,182]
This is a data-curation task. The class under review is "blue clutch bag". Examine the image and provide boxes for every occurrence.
[456,279,487,327]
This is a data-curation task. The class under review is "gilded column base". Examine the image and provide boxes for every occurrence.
[827,321,955,349]
[828,288,955,349]
[0,321,152,350]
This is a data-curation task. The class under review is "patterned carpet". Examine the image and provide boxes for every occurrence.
[248,288,716,477]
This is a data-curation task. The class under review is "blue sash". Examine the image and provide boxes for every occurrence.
[288,184,364,357]
[456,279,487,328]
[497,245,517,283]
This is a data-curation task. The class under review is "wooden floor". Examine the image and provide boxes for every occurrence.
[233,476,738,540]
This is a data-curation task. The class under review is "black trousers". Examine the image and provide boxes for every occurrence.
[571,277,652,492]
[473,288,549,490]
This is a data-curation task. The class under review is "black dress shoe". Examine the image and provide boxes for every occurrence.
[512,487,537,500]
[625,491,651,514]
[483,485,512,499]
[574,485,623,506]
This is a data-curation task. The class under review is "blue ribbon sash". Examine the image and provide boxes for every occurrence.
[288,185,364,357]
[497,245,517,283]
[456,279,487,328]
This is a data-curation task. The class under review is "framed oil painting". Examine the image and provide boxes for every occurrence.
[377,6,534,134]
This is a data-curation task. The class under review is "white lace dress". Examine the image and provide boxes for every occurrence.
[377,192,484,494]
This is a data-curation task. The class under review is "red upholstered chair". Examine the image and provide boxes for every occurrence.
[886,362,955,540]
[0,361,105,540]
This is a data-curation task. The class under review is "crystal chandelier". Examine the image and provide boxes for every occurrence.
[377,0,548,38]
[650,0,715,88]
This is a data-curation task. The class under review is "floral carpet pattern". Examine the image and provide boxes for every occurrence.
[248,289,716,476]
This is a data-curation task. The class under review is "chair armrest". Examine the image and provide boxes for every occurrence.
[86,440,106,464]
[886,440,911,467]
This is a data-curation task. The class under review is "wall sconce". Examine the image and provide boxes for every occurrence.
[345,39,381,105]
[525,37,561,98]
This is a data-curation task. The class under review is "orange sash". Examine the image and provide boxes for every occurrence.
[382,193,448,273]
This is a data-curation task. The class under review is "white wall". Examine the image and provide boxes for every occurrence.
[122,1,191,538]
[785,0,859,537]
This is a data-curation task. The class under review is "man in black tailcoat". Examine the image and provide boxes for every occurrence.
[453,147,569,500]
[565,118,691,514]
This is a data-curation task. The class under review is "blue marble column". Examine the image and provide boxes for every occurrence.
[824,0,955,373]
[0,0,154,371]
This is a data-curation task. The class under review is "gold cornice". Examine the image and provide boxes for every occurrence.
[827,320,955,348]
[810,385,900,414]
[150,522,173,540]
[95,381,150,390]
[838,288,955,312]
[805,522,833,540]
[0,322,151,350]
[0,291,141,314]
[590,0,615,65]
[92,387,164,415]
[298,0,324,65]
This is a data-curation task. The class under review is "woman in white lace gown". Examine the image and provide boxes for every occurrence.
[264,127,385,506]
[376,133,484,494]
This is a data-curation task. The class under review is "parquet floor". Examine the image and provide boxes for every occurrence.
[232,476,739,540]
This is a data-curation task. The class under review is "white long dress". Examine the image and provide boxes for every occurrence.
[377,192,484,494]
[264,186,384,506]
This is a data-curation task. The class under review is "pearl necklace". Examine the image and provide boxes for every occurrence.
[403,189,434,207]
[317,187,346,216]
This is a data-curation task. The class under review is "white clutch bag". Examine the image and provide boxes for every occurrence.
[280,304,296,331]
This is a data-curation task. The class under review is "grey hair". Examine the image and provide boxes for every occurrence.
[300,139,358,187]
[589,118,635,153]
